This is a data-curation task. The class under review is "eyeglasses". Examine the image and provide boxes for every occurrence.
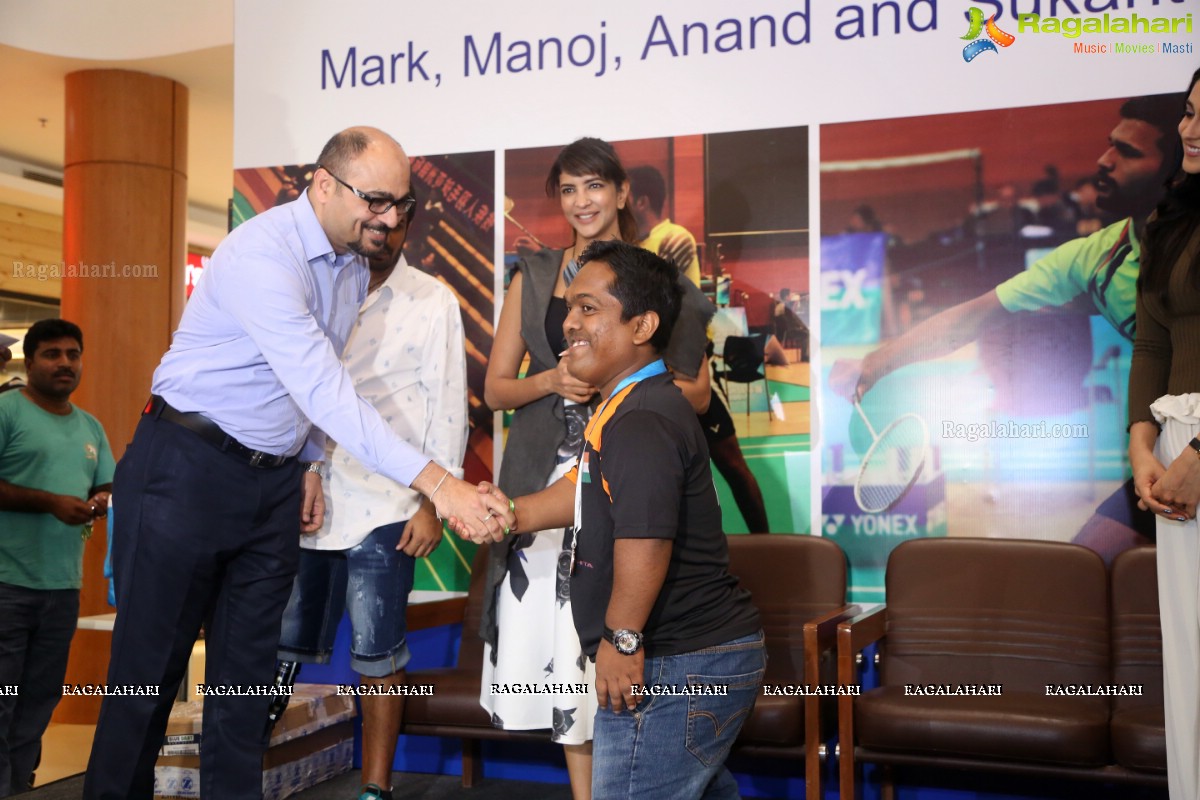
[317,164,416,216]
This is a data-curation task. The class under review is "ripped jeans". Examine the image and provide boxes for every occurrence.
[278,522,414,677]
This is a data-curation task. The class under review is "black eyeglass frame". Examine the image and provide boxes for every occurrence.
[317,164,416,216]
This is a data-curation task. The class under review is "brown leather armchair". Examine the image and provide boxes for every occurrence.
[726,533,854,800]
[1110,545,1166,779]
[838,538,1119,798]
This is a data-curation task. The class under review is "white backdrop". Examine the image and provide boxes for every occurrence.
[233,0,1191,166]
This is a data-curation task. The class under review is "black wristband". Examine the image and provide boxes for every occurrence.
[1190,438,1200,457]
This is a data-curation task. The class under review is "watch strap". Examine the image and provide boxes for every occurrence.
[1190,438,1200,459]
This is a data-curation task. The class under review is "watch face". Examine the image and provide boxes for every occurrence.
[613,629,642,655]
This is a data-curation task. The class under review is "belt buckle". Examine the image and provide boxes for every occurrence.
[249,450,266,468]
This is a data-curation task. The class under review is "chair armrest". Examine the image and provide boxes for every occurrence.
[804,603,863,674]
[801,603,860,785]
[837,606,887,685]
[408,596,469,631]
[837,605,886,799]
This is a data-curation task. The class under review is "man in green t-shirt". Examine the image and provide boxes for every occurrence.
[829,94,1182,562]
[0,319,113,795]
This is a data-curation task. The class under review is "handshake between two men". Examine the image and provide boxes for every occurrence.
[441,481,517,544]
[423,471,526,544]
[439,475,578,546]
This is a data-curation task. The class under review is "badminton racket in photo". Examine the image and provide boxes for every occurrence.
[504,196,549,249]
[852,400,930,513]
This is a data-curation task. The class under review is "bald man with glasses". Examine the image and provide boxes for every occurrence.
[84,127,511,800]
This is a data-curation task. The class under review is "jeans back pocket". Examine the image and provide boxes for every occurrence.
[685,667,764,766]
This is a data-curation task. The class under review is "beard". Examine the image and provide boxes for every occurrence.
[347,223,392,258]
[31,373,79,400]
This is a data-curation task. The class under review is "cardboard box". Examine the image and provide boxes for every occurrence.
[154,684,357,798]
[160,683,356,756]
[155,720,354,800]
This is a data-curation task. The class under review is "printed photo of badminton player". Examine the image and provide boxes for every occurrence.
[818,92,1182,599]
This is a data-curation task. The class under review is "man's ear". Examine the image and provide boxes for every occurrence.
[311,167,335,203]
[631,311,661,346]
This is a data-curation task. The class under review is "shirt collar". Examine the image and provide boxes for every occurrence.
[607,358,668,399]
[379,253,410,289]
[294,189,359,271]
[364,255,409,308]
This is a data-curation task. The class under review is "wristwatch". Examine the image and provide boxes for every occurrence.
[302,462,324,476]
[604,626,644,656]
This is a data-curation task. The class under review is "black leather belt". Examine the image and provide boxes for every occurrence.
[143,395,294,469]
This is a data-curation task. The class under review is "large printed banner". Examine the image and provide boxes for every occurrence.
[234,0,1194,597]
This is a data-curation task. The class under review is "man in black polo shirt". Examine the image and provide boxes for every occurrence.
[468,240,764,799]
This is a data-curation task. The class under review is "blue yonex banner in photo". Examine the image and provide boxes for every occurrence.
[819,233,885,346]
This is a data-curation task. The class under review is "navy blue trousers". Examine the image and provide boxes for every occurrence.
[84,414,301,800]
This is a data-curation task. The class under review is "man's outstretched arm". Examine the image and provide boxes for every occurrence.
[829,290,1006,400]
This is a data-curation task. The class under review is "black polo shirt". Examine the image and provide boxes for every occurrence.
[566,372,760,658]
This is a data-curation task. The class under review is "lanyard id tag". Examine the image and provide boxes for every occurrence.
[571,451,586,575]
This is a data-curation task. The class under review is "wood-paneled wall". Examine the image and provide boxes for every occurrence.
[0,202,62,299]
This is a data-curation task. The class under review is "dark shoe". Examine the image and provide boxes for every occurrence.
[356,784,393,800]
[266,660,301,733]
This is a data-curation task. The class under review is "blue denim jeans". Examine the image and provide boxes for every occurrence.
[277,522,415,677]
[592,630,765,800]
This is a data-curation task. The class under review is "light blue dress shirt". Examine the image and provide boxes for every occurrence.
[152,192,432,485]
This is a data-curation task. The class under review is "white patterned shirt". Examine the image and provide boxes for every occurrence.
[304,255,468,550]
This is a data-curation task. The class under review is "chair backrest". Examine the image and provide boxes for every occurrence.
[881,538,1109,692]
[1111,546,1162,711]
[727,534,847,683]
[723,335,767,382]
[458,544,491,666]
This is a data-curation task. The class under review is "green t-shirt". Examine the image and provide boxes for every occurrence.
[994,217,1139,341]
[0,391,115,589]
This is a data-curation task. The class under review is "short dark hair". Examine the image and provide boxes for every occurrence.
[316,129,372,179]
[545,138,639,243]
[1121,93,1185,175]
[628,165,666,216]
[577,240,681,352]
[24,318,83,360]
